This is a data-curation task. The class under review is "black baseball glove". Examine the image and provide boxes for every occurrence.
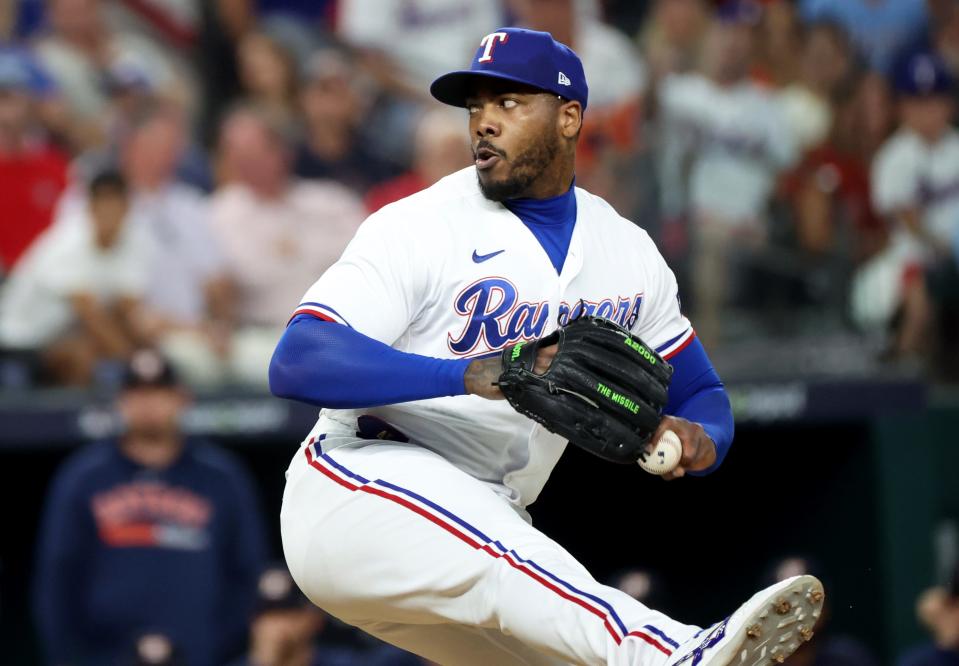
[497,314,673,464]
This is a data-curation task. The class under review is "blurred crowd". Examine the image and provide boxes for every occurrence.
[2,0,959,390]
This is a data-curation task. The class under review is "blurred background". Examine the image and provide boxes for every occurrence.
[1,0,958,664]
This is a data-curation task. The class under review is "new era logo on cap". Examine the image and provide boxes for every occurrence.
[430,27,588,110]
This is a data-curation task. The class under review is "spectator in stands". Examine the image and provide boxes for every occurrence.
[107,65,213,192]
[364,107,470,213]
[116,107,233,388]
[784,71,892,260]
[230,564,423,666]
[0,48,68,274]
[211,106,366,386]
[99,58,161,147]
[336,0,503,99]
[873,52,959,252]
[657,0,797,346]
[33,350,268,665]
[778,22,855,154]
[32,0,179,151]
[798,0,928,75]
[775,18,862,312]
[293,48,399,193]
[0,43,67,140]
[638,0,709,85]
[62,63,213,193]
[0,171,152,385]
[857,52,959,361]
[898,563,959,666]
[904,1,959,135]
[752,0,802,88]
[237,30,300,131]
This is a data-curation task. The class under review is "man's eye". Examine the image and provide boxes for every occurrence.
[502,99,518,109]
[466,104,479,114]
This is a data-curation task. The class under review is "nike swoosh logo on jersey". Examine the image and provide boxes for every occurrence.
[472,249,505,263]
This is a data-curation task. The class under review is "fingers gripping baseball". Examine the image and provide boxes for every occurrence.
[650,415,717,480]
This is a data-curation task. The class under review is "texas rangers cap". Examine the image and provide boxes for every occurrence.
[894,51,954,97]
[430,27,588,110]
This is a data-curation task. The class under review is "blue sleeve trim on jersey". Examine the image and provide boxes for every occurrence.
[269,315,471,408]
[662,336,734,476]
[655,330,688,353]
[657,327,696,360]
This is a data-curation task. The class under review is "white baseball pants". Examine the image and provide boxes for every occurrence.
[280,437,699,665]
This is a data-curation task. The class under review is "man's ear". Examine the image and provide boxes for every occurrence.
[559,100,583,140]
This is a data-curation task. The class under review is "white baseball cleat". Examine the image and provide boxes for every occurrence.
[665,575,825,666]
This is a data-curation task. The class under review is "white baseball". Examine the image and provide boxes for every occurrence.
[638,430,682,475]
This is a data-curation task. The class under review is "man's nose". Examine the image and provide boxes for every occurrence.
[474,108,501,138]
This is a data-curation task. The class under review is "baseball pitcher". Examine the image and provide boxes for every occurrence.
[270,27,824,666]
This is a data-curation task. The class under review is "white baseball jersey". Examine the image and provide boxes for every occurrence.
[872,126,959,245]
[294,167,692,509]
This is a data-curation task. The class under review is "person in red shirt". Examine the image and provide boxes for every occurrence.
[0,50,69,273]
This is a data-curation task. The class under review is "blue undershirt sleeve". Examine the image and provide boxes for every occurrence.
[271,317,733,471]
[663,337,735,475]
[269,315,472,408]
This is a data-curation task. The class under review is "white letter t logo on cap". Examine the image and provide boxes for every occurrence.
[478,32,509,63]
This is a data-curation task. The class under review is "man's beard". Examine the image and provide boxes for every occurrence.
[476,131,560,202]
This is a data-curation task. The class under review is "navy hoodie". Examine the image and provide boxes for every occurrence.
[33,439,268,666]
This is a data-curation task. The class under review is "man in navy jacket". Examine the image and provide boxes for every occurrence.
[33,350,268,666]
